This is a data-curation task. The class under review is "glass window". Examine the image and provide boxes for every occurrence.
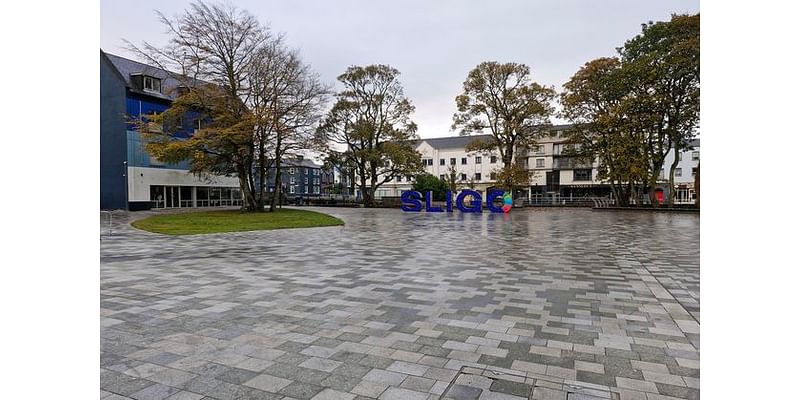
[553,144,563,156]
[143,76,162,93]
[475,173,481,181]
[289,167,295,174]
[290,177,296,184]
[573,169,592,181]
[461,157,467,165]
[304,177,309,184]
[692,151,699,161]
[490,156,497,164]
[536,158,545,168]
[676,168,683,177]
[289,185,296,194]
[439,174,445,180]
[490,172,497,180]
[450,158,456,165]
[460,173,467,181]
[439,159,445,166]
[475,156,482,164]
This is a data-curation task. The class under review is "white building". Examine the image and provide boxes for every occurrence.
[373,125,610,203]
[659,139,700,204]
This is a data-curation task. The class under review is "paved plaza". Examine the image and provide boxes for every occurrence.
[101,207,699,400]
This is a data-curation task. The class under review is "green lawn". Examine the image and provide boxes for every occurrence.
[131,208,344,236]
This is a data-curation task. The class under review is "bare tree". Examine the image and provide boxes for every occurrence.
[248,42,329,211]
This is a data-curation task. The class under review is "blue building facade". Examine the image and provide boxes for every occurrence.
[100,50,241,210]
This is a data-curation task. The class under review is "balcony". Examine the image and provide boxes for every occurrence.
[552,158,592,170]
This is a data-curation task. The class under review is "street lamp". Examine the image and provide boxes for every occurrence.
[122,160,129,212]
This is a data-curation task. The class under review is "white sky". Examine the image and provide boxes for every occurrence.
[101,0,699,139]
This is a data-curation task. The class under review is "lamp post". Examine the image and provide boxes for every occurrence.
[122,160,129,212]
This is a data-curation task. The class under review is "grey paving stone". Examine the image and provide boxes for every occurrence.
[102,208,699,399]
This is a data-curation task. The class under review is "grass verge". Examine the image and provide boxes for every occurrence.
[131,208,344,236]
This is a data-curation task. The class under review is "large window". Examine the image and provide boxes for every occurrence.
[536,158,545,168]
[490,155,497,164]
[475,156,482,164]
[461,157,467,165]
[196,187,209,207]
[450,158,456,165]
[573,169,592,181]
[475,173,481,181]
[439,159,445,166]
[150,186,165,208]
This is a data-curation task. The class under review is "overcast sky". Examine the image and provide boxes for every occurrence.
[101,0,699,139]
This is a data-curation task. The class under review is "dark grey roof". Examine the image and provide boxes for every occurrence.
[283,158,323,169]
[103,51,195,101]
[689,138,700,148]
[421,124,575,149]
[422,134,493,149]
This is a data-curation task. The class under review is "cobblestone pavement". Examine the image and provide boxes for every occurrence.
[101,207,699,400]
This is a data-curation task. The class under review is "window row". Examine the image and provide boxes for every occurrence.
[287,167,321,175]
[289,177,321,185]
[288,185,321,194]
[426,156,495,166]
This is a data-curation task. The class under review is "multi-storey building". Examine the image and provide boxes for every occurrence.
[264,156,334,201]
[658,139,700,204]
[100,50,241,210]
[375,125,610,203]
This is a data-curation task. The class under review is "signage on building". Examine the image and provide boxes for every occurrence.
[400,189,512,213]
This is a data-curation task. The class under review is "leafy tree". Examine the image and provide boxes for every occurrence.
[561,57,647,205]
[618,13,700,207]
[128,1,272,211]
[452,61,556,191]
[412,173,449,201]
[561,13,699,206]
[441,165,462,193]
[318,65,423,207]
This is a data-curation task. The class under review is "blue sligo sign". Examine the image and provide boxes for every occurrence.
[400,189,512,213]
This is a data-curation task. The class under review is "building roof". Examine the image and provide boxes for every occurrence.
[102,50,199,101]
[689,138,700,148]
[419,124,575,149]
[421,134,493,149]
[283,158,323,169]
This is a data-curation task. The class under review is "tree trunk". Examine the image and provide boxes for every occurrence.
[667,142,680,208]
[257,130,266,212]
[359,171,371,207]
[270,132,283,212]
[238,165,258,211]
[270,163,282,212]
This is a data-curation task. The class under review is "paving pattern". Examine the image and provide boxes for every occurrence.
[100,207,700,400]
